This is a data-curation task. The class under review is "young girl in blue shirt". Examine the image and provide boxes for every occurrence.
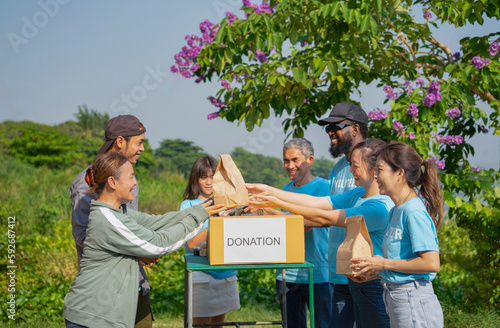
[181,156,240,328]
[352,141,444,328]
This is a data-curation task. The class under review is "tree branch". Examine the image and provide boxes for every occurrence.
[428,34,453,63]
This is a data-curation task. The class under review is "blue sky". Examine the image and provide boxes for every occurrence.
[1,0,498,170]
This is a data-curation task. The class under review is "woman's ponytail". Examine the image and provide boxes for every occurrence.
[420,160,444,229]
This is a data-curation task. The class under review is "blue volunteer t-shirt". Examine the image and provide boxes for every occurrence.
[328,187,394,280]
[327,156,357,284]
[180,198,236,279]
[275,177,330,284]
[379,198,439,284]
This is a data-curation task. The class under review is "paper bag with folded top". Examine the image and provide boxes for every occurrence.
[336,215,373,277]
[213,154,248,208]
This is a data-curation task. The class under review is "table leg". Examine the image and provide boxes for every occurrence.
[282,269,287,328]
[184,268,193,328]
[308,267,314,328]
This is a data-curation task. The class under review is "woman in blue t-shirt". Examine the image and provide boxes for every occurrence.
[247,139,394,328]
[352,141,444,328]
[181,156,240,328]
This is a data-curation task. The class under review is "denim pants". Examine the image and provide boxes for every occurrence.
[276,280,333,328]
[65,319,88,328]
[382,279,443,328]
[330,283,356,328]
[348,279,389,328]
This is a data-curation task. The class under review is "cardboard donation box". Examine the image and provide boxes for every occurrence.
[208,215,305,265]
[213,154,249,208]
[336,215,373,277]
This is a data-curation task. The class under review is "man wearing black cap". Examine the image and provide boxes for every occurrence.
[318,102,368,328]
[69,114,153,328]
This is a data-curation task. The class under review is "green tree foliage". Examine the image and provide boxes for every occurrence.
[74,105,110,137]
[154,139,208,176]
[311,157,337,180]
[1,121,96,169]
[172,0,500,308]
[231,147,290,187]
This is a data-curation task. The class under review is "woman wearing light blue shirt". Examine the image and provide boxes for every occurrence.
[352,142,444,328]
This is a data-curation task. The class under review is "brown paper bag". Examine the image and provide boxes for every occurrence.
[336,215,373,277]
[213,154,249,208]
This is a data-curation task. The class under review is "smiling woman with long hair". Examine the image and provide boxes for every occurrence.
[352,141,444,328]
[63,152,223,328]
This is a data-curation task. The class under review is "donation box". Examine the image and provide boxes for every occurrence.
[208,215,305,265]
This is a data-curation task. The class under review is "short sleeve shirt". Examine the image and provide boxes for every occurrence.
[276,177,331,284]
[379,198,439,283]
[327,156,357,284]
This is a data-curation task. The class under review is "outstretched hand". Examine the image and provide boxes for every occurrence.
[245,183,273,197]
[247,195,280,208]
[202,203,226,216]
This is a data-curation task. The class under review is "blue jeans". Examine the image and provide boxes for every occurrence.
[330,283,355,328]
[65,318,88,328]
[382,279,443,328]
[348,279,389,328]
[276,280,333,328]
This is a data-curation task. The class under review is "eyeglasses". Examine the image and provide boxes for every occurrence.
[325,123,356,134]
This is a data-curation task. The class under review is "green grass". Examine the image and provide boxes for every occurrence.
[4,305,500,327]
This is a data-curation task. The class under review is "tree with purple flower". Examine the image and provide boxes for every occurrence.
[170,1,500,308]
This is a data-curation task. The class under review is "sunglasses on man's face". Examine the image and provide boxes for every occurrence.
[325,123,356,134]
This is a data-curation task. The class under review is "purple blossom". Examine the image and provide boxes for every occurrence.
[480,125,489,133]
[387,92,399,100]
[368,110,388,120]
[382,85,398,99]
[383,85,393,93]
[393,121,403,132]
[254,49,268,63]
[415,77,425,87]
[489,42,499,56]
[472,56,491,70]
[207,96,226,108]
[190,63,201,72]
[403,81,413,94]
[171,20,219,79]
[221,79,232,89]
[424,10,432,19]
[407,103,418,117]
[207,111,221,120]
[423,80,441,107]
[243,0,275,16]
[409,132,415,140]
[427,157,445,169]
[453,52,461,60]
[428,81,440,93]
[225,12,237,25]
[423,94,436,107]
[434,134,464,145]
[473,166,480,172]
[195,75,206,83]
[445,108,461,118]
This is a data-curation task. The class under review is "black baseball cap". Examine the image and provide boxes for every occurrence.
[97,115,146,155]
[318,102,368,126]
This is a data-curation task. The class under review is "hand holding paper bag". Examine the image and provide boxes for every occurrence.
[213,154,249,208]
[336,215,373,278]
